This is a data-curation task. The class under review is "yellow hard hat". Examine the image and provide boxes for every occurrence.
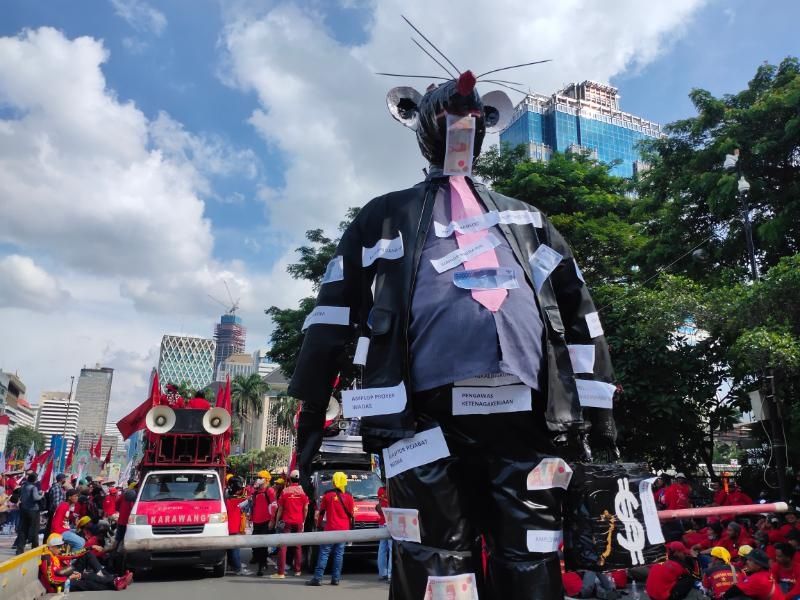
[258,470,272,481]
[47,533,64,547]
[226,474,234,482]
[332,472,347,491]
[710,546,731,564]
[76,516,92,529]
[738,545,753,557]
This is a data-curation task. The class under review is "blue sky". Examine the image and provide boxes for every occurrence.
[0,0,797,418]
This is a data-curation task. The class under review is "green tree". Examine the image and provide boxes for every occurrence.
[270,395,300,438]
[231,373,269,422]
[5,425,45,456]
[227,446,291,477]
[265,208,360,377]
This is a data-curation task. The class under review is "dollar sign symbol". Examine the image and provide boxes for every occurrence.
[615,477,645,565]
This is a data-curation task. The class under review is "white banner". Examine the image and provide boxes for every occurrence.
[301,306,350,331]
[575,379,616,409]
[363,233,404,267]
[353,336,370,366]
[383,427,450,479]
[526,529,563,553]
[529,244,563,292]
[639,477,666,545]
[429,234,501,274]
[452,385,531,415]
[321,255,344,284]
[424,574,479,600]
[585,311,604,338]
[342,382,407,418]
[434,209,542,238]
[567,344,596,374]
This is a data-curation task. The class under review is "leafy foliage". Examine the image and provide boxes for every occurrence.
[228,446,291,477]
[5,425,45,456]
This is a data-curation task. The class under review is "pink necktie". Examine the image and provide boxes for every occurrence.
[449,176,507,312]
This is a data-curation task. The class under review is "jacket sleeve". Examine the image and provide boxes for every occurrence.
[289,215,368,484]
[541,217,617,450]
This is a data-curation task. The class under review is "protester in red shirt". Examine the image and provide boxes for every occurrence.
[224,476,249,576]
[51,489,86,551]
[781,513,800,540]
[721,522,755,558]
[250,478,274,577]
[113,483,137,549]
[272,470,309,579]
[724,548,784,600]
[646,542,695,600]
[772,543,800,599]
[663,474,693,510]
[724,486,754,507]
[307,472,354,587]
[711,482,729,507]
[684,520,710,550]
[102,487,118,519]
[377,486,392,581]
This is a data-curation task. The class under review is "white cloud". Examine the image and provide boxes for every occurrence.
[110,0,167,35]
[0,27,305,416]
[0,255,70,312]
[221,0,706,239]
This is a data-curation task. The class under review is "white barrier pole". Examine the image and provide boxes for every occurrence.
[658,502,789,521]
[124,527,391,553]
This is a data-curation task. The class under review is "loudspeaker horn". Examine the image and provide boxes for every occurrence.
[202,407,232,435]
[146,406,176,434]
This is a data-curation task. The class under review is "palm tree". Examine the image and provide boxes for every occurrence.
[231,374,269,449]
[270,394,300,438]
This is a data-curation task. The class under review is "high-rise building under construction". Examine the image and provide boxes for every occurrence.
[213,314,246,376]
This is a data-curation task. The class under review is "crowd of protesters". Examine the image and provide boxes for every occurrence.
[563,472,800,600]
[1,469,136,593]
[224,467,359,586]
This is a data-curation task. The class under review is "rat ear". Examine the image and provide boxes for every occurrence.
[481,90,513,133]
[387,87,423,130]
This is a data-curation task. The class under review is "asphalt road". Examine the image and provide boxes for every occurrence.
[70,552,390,599]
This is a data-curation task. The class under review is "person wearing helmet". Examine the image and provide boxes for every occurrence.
[225,476,250,576]
[39,533,133,592]
[272,469,309,579]
[307,472,354,587]
[724,548,782,600]
[703,547,737,600]
[249,477,275,576]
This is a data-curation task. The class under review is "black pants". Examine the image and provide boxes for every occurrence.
[16,509,40,554]
[387,388,564,600]
[252,522,271,570]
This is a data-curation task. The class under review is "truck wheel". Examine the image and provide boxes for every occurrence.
[212,556,227,578]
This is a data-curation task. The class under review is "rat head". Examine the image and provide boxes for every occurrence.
[387,70,513,167]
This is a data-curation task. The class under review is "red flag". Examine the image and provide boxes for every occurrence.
[64,437,76,470]
[30,449,52,474]
[92,435,102,459]
[40,457,54,492]
[116,372,161,440]
[102,446,112,468]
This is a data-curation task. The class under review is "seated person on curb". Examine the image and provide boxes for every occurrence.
[39,534,133,593]
[723,548,784,600]
[646,542,704,600]
[51,489,85,551]
[704,547,739,600]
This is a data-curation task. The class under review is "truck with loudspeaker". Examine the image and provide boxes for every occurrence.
[124,384,233,577]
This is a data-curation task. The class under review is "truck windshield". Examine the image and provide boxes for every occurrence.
[139,473,220,502]
[317,471,381,500]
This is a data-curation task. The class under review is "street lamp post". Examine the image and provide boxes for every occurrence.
[725,149,787,501]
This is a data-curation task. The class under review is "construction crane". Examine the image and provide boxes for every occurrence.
[208,280,240,315]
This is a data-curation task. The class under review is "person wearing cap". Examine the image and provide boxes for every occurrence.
[646,542,701,600]
[51,488,86,551]
[307,471,354,587]
[704,547,738,600]
[723,548,783,600]
[771,543,800,599]
[271,469,309,579]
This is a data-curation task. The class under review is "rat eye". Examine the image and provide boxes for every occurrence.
[484,106,500,128]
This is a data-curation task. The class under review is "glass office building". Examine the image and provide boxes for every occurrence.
[500,81,661,178]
